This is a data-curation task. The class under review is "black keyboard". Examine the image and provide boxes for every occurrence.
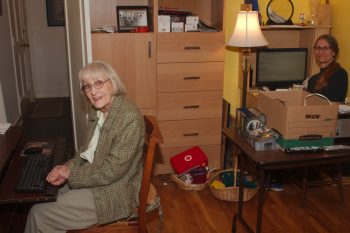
[285,146,324,154]
[15,155,52,193]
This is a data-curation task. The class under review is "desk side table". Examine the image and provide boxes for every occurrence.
[222,128,350,233]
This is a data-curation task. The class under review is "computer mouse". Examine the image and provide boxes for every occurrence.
[23,146,43,156]
[262,86,270,91]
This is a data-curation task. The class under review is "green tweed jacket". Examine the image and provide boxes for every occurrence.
[67,94,145,224]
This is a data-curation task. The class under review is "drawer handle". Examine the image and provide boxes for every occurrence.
[183,105,199,109]
[184,46,201,50]
[148,41,152,58]
[183,132,199,137]
[183,76,200,80]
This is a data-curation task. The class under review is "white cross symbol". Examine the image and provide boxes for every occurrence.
[184,154,192,162]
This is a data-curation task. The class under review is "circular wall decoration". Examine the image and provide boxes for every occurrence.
[266,0,294,25]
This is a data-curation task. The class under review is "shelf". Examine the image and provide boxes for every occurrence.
[262,25,332,30]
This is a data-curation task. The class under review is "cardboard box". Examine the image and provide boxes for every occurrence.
[158,15,171,23]
[185,24,198,32]
[171,22,184,32]
[158,22,170,32]
[186,16,199,25]
[257,90,338,140]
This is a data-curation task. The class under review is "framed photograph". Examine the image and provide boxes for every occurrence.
[116,6,149,32]
[46,0,65,26]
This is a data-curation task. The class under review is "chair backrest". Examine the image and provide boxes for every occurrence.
[138,115,163,233]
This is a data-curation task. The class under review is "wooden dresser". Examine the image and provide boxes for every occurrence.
[156,32,224,173]
[89,0,225,174]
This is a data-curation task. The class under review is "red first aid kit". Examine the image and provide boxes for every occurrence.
[170,146,208,175]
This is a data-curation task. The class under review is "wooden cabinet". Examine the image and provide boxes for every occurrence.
[89,0,225,174]
[91,33,156,114]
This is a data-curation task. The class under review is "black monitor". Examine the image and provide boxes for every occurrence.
[255,48,308,90]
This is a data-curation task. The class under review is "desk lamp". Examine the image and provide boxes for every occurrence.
[227,11,268,108]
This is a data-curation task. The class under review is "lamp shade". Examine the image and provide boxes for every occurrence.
[227,11,268,48]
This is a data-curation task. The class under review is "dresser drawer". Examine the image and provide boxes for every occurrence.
[157,91,222,121]
[157,62,224,92]
[156,144,221,174]
[158,118,221,148]
[157,32,224,63]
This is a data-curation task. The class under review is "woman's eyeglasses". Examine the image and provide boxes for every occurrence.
[82,79,110,93]
[313,46,332,53]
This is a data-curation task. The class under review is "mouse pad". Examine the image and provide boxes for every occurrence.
[20,141,55,157]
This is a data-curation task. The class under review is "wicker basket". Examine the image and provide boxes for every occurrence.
[208,169,258,202]
[171,173,209,191]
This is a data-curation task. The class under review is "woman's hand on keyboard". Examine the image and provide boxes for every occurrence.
[46,164,71,186]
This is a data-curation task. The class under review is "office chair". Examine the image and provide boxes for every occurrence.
[68,115,163,233]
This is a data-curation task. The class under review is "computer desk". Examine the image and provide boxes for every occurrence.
[0,126,23,180]
[222,127,350,233]
[0,137,66,204]
[0,135,67,233]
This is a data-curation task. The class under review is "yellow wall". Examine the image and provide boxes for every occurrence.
[223,1,241,111]
[224,0,350,112]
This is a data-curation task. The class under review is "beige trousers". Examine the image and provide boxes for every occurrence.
[24,184,98,233]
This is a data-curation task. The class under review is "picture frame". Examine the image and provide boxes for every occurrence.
[46,0,65,26]
[116,6,149,32]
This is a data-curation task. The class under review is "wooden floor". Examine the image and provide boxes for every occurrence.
[149,175,350,233]
[9,98,350,233]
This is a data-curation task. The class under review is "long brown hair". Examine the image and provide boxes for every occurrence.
[314,34,341,91]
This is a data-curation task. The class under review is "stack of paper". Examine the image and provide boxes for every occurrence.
[0,123,11,134]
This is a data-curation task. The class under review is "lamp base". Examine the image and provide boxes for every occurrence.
[241,49,251,108]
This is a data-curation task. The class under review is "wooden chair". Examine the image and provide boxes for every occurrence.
[68,115,163,233]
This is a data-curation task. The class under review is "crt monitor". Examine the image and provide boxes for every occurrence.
[255,48,308,90]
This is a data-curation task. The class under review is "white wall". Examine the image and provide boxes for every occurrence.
[26,0,69,98]
[0,0,20,124]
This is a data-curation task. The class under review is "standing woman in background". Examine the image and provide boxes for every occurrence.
[307,34,348,102]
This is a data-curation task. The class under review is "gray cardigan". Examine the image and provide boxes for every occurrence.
[67,94,145,224]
